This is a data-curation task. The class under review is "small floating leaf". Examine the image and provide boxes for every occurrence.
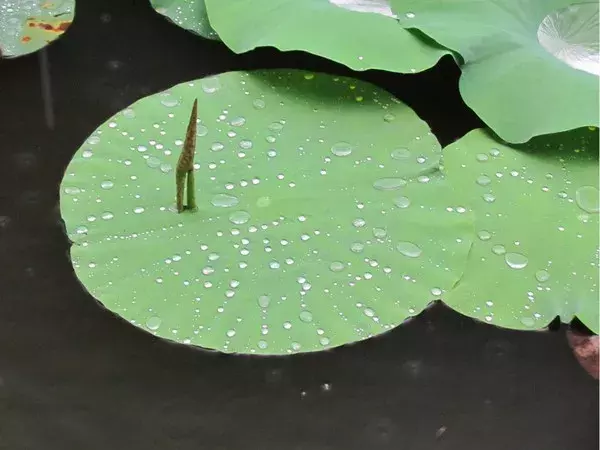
[0,0,75,58]
[443,128,599,333]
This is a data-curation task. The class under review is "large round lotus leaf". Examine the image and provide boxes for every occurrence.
[203,0,449,73]
[392,0,600,143]
[150,0,218,40]
[443,128,599,333]
[60,70,473,355]
[0,0,74,58]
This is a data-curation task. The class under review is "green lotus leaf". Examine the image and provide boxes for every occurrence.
[60,70,473,355]
[443,127,599,333]
[204,0,449,73]
[392,0,600,143]
[0,0,74,58]
[150,0,218,40]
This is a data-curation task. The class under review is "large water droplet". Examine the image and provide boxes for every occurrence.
[299,310,313,323]
[257,340,268,349]
[397,241,422,258]
[268,121,284,132]
[482,193,496,203]
[239,139,253,150]
[229,211,251,225]
[330,261,345,272]
[64,187,81,195]
[146,157,161,168]
[230,117,246,127]
[476,175,491,186]
[75,225,88,235]
[253,99,266,109]
[122,108,136,118]
[505,252,528,269]
[373,228,387,239]
[364,308,375,317]
[258,295,270,308]
[575,186,599,213]
[196,124,208,137]
[350,242,365,253]
[201,76,221,94]
[535,270,550,282]
[331,142,353,157]
[211,194,239,208]
[430,287,443,297]
[352,218,366,228]
[391,148,411,160]
[211,142,224,152]
[492,244,506,255]
[477,230,492,241]
[393,196,411,208]
[373,178,407,191]
[146,316,162,331]
[160,95,179,107]
[520,316,535,327]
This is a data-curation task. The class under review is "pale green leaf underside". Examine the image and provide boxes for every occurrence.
[392,0,599,143]
[443,128,599,333]
[150,0,218,40]
[0,0,75,58]
[60,70,472,355]
[204,0,449,73]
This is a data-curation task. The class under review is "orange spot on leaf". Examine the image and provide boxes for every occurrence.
[26,19,72,34]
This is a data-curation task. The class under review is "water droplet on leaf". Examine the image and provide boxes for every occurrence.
[146,316,162,331]
[211,194,240,208]
[391,148,411,160]
[351,242,365,253]
[331,142,353,157]
[393,196,411,208]
[504,252,528,269]
[396,241,422,258]
[229,211,251,225]
[492,245,506,255]
[477,230,492,241]
[535,270,550,282]
[330,261,345,272]
[299,311,313,323]
[201,77,221,94]
[575,186,599,213]
[258,295,270,308]
[373,178,407,190]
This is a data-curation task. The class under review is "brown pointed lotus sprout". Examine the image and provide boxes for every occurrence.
[176,99,198,213]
